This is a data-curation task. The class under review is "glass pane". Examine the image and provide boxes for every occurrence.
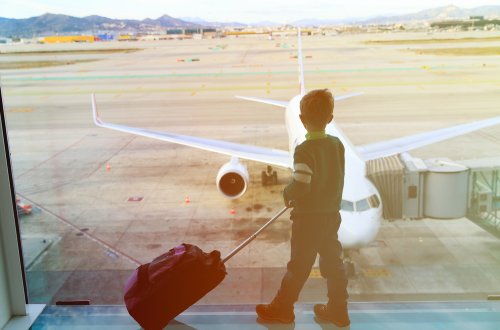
[341,199,354,211]
[355,198,370,212]
[2,4,500,313]
[369,194,380,208]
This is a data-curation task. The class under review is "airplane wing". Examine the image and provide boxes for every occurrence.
[357,116,500,161]
[91,94,292,168]
[235,92,363,108]
[336,92,364,101]
[235,95,288,108]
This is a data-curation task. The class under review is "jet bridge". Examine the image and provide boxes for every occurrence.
[461,157,500,238]
[366,155,404,220]
[367,154,500,235]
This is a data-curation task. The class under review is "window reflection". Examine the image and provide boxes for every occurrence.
[368,194,380,208]
[341,199,354,211]
[356,198,370,212]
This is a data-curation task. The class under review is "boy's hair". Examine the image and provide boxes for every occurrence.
[300,89,334,128]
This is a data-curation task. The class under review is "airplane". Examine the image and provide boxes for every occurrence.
[91,28,500,274]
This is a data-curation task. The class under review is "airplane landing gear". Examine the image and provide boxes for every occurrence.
[261,165,277,186]
[343,250,356,277]
[344,260,355,277]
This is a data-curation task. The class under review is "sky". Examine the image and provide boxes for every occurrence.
[2,0,499,23]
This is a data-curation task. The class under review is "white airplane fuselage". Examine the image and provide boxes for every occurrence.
[285,95,383,249]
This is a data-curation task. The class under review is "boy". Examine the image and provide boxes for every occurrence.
[256,89,349,327]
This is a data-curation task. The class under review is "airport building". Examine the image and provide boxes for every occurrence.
[40,35,97,43]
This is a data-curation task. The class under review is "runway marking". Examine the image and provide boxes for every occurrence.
[7,107,33,113]
[4,77,499,97]
[17,193,142,267]
[0,65,469,82]
[14,136,87,180]
[85,136,137,181]
[362,268,392,278]
[309,268,322,279]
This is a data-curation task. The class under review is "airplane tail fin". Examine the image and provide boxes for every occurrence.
[297,27,305,96]
[234,27,305,107]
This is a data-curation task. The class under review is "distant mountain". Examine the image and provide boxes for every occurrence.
[291,18,359,26]
[0,13,91,37]
[180,17,282,28]
[0,13,200,38]
[178,17,210,25]
[181,5,500,27]
[2,5,500,38]
[143,14,193,27]
[249,21,283,27]
[289,5,500,26]
[180,16,247,28]
[360,5,500,25]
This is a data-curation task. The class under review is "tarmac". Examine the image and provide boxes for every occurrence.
[1,31,500,305]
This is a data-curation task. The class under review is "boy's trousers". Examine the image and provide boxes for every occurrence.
[274,212,348,308]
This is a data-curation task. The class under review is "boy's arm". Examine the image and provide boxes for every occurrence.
[283,149,313,206]
[340,142,345,173]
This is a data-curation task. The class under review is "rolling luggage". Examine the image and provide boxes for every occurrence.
[124,206,289,329]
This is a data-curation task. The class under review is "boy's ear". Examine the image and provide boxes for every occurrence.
[327,113,333,123]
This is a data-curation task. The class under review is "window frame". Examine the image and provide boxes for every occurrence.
[0,85,44,327]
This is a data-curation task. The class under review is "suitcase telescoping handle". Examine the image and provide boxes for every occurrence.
[222,206,289,264]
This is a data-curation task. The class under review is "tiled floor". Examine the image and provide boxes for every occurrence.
[31,301,500,330]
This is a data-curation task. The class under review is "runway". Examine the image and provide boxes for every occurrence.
[1,31,500,304]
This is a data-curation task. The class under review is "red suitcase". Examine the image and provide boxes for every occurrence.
[124,207,288,329]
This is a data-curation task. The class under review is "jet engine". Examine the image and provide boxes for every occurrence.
[216,157,249,199]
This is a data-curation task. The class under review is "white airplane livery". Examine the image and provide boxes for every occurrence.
[91,29,500,259]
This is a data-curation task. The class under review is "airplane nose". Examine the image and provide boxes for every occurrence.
[339,210,381,249]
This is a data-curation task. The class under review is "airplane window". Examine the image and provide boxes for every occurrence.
[356,198,370,212]
[341,199,354,211]
[368,194,381,208]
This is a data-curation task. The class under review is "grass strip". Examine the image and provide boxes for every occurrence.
[366,36,500,45]
[0,59,98,70]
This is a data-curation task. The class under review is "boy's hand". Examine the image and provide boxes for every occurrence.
[284,198,294,208]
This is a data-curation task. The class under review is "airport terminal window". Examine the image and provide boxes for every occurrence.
[1,10,500,312]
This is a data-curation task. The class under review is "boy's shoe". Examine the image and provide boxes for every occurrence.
[256,301,295,323]
[313,303,350,327]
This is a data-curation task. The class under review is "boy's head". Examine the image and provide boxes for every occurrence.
[299,89,334,131]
